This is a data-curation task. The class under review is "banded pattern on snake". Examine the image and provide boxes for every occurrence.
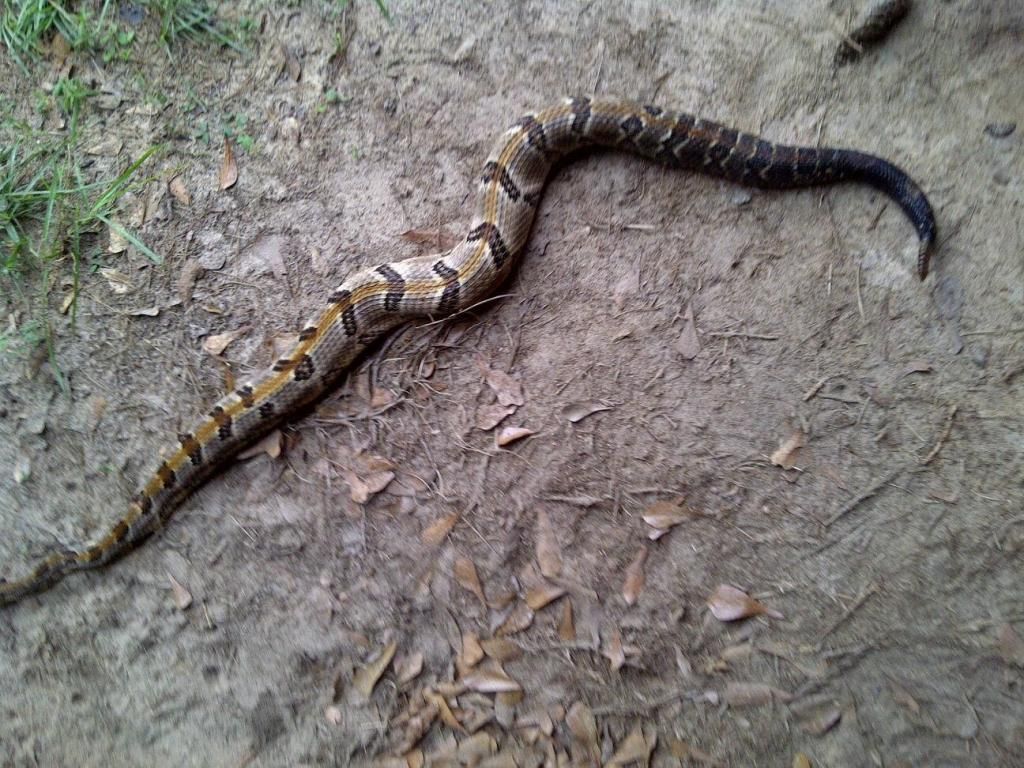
[0,97,936,607]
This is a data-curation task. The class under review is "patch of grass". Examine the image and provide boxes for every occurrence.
[143,0,242,53]
[1,0,245,70]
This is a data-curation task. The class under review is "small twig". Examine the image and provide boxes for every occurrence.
[855,264,865,322]
[802,375,831,401]
[921,404,957,465]
[817,582,880,647]
[705,331,779,341]
[961,326,1024,336]
[825,468,904,527]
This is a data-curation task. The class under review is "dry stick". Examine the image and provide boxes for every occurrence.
[706,331,779,340]
[922,404,958,465]
[825,467,904,527]
[816,582,880,648]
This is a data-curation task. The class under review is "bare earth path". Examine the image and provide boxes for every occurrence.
[1,2,1022,765]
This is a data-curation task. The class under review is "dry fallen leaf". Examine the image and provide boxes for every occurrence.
[495,602,535,636]
[561,400,613,424]
[723,681,793,707]
[422,511,459,545]
[107,225,128,254]
[395,651,424,685]
[566,701,600,765]
[707,584,784,622]
[461,666,522,693]
[535,509,562,578]
[770,429,806,469]
[799,706,842,735]
[461,631,485,668]
[479,638,522,663]
[99,266,133,294]
[642,498,696,540]
[345,469,395,504]
[902,359,933,377]
[219,138,238,190]
[202,328,245,356]
[622,544,648,606]
[677,302,701,359]
[495,426,534,448]
[558,598,576,642]
[997,623,1024,668]
[169,175,192,205]
[607,723,655,767]
[238,429,283,460]
[603,627,626,671]
[353,640,397,699]
[524,581,566,611]
[476,358,525,406]
[425,689,464,733]
[453,556,487,606]
[400,227,461,251]
[793,754,812,768]
[475,403,516,431]
[167,573,192,610]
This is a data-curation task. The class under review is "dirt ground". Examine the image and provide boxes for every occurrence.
[2,1,1023,766]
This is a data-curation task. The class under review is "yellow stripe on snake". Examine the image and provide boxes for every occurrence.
[0,97,937,606]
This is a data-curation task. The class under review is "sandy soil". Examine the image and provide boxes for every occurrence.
[2,1,1022,765]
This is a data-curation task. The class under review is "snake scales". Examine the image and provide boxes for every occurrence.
[0,97,936,607]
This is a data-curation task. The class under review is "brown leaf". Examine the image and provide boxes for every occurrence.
[353,641,397,699]
[219,138,238,190]
[642,498,696,540]
[400,227,461,251]
[524,581,566,611]
[997,623,1024,668]
[799,706,842,735]
[707,584,783,622]
[723,681,793,706]
[622,544,648,606]
[479,638,522,663]
[607,723,655,767]
[461,666,522,693]
[425,690,465,733]
[475,403,516,431]
[676,303,701,359]
[453,556,487,606]
[793,755,812,768]
[202,328,245,356]
[535,509,562,578]
[99,266,133,293]
[345,469,394,504]
[238,429,283,460]
[495,426,534,448]
[770,429,806,469]
[476,358,525,406]
[461,631,484,668]
[422,511,459,546]
[167,573,192,610]
[395,651,424,685]
[566,701,600,765]
[495,602,534,636]
[558,598,576,642]
[561,400,613,424]
[902,359,933,377]
[603,627,626,671]
[169,175,191,205]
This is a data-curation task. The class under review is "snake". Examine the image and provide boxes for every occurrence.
[0,97,936,607]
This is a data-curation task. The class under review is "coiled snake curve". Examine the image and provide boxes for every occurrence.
[0,97,936,607]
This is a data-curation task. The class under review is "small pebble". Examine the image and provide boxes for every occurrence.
[730,189,752,206]
[984,122,1016,138]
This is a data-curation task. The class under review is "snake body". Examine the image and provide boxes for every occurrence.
[0,97,936,607]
